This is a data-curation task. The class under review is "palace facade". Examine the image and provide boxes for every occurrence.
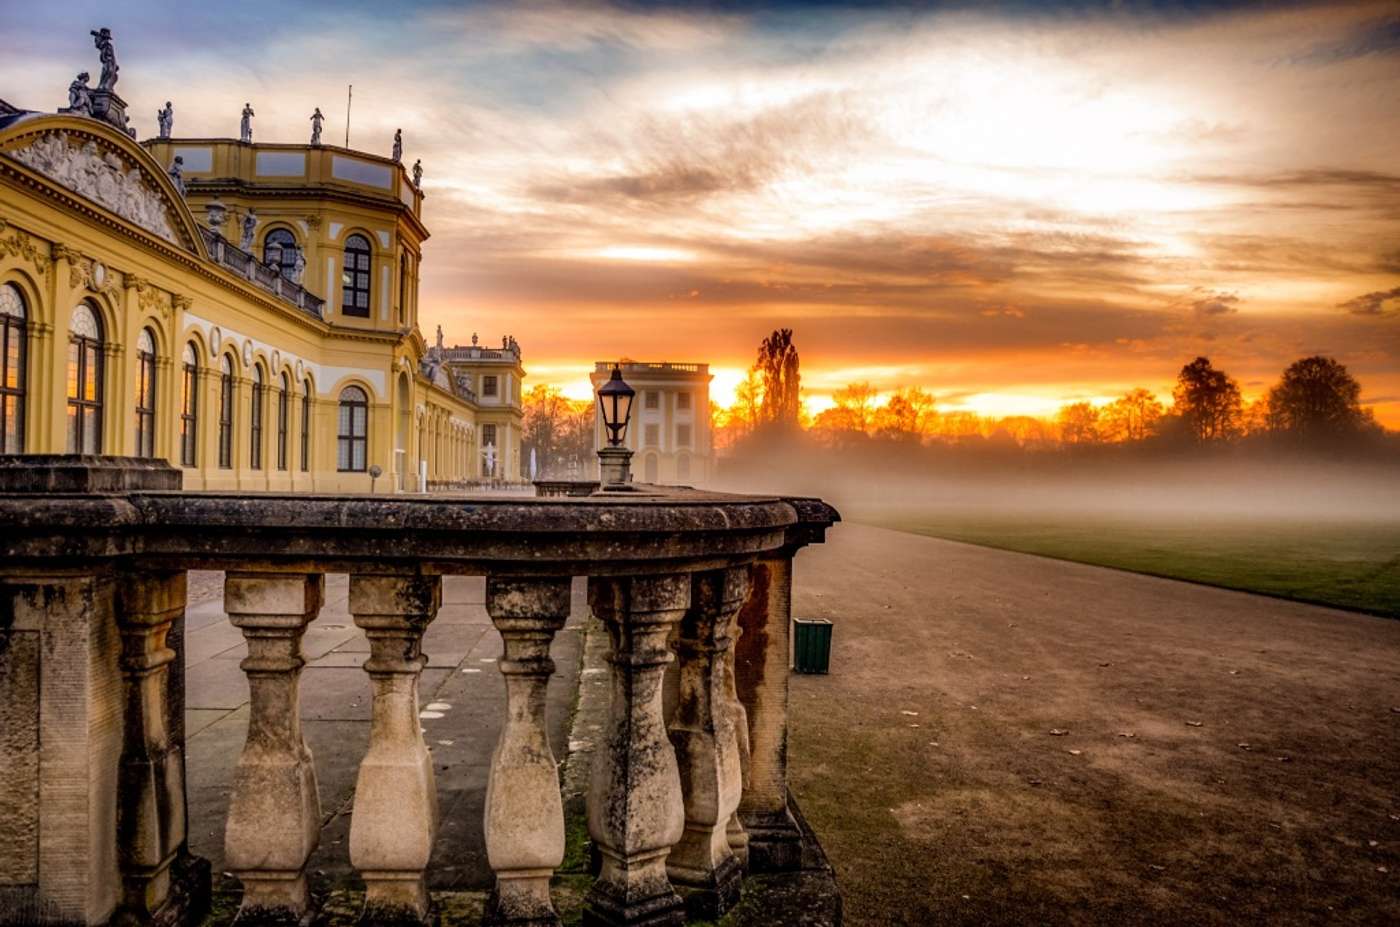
[0,57,522,492]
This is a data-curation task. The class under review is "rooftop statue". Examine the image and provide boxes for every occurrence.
[65,72,92,115]
[412,158,422,188]
[436,324,444,351]
[392,128,403,163]
[168,155,184,195]
[91,28,118,92]
[240,103,254,143]
[157,102,173,139]
[310,107,324,146]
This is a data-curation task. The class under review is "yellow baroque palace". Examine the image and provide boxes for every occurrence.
[0,92,523,492]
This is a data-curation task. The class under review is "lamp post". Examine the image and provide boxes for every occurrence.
[596,363,635,488]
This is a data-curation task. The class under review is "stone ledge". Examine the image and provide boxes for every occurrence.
[0,454,182,493]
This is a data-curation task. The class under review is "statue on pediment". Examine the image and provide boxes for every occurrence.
[157,102,173,138]
[392,128,402,163]
[240,103,254,143]
[168,155,184,195]
[412,158,422,188]
[91,28,118,92]
[310,107,324,146]
[66,73,93,115]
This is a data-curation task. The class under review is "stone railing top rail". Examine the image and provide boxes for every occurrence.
[0,456,838,572]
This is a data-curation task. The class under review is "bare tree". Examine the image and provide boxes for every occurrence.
[1266,355,1373,442]
[1172,356,1242,442]
[1057,402,1102,445]
[1100,388,1164,442]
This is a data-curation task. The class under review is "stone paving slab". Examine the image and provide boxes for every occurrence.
[183,572,586,896]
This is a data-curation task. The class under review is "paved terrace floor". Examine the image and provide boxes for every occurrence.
[788,523,1400,926]
[183,573,584,894]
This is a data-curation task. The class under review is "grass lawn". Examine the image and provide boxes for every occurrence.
[846,507,1400,618]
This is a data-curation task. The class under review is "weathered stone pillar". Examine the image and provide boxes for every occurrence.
[665,567,751,918]
[583,574,690,927]
[482,576,572,927]
[0,572,124,926]
[734,555,802,872]
[347,574,442,925]
[114,570,209,926]
[223,572,325,925]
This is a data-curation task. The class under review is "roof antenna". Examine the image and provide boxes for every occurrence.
[344,84,352,148]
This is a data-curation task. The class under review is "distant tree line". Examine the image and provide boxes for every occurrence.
[713,330,1390,461]
[521,385,594,478]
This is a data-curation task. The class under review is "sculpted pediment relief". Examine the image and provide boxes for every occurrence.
[6,129,192,250]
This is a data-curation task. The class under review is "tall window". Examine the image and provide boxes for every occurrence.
[66,303,103,454]
[218,355,234,469]
[263,228,298,278]
[300,378,312,471]
[677,391,691,411]
[134,328,157,458]
[644,391,659,410]
[644,424,660,447]
[249,364,265,469]
[337,385,368,471]
[180,342,198,467]
[398,253,410,325]
[0,284,27,453]
[341,234,372,317]
[276,372,289,470]
[483,375,498,397]
[677,424,691,448]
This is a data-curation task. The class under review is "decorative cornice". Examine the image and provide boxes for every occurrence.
[1,164,331,336]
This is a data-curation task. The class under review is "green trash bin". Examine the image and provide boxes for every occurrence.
[792,618,833,674]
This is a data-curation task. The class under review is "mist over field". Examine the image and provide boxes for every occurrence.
[715,440,1400,525]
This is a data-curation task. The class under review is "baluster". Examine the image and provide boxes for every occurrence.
[483,576,572,927]
[347,574,441,925]
[666,566,751,918]
[223,572,324,924]
[735,555,803,871]
[583,574,690,927]
[114,570,208,924]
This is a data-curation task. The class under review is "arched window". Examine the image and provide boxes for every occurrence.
[341,234,372,318]
[218,355,234,469]
[249,364,265,469]
[263,228,298,278]
[0,283,27,453]
[180,342,198,467]
[300,378,312,471]
[135,328,157,458]
[67,303,103,454]
[276,372,289,470]
[337,385,368,471]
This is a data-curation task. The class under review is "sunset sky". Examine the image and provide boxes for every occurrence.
[6,1,1399,423]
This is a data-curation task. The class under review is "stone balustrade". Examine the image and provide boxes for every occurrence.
[0,456,838,927]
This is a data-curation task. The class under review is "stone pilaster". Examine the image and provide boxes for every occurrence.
[113,570,209,926]
[583,574,690,927]
[223,572,324,925]
[347,574,442,926]
[734,555,802,872]
[483,576,572,927]
[665,567,750,919]
[725,617,752,870]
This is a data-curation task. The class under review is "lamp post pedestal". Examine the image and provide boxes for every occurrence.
[597,447,634,488]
